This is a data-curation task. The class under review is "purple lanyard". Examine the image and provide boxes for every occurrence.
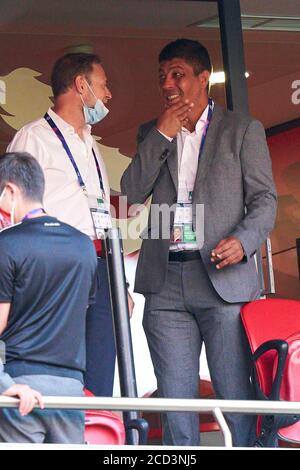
[198,97,214,160]
[21,208,46,222]
[44,113,105,195]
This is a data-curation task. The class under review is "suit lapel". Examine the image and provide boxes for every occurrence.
[194,104,224,191]
[167,137,178,191]
[165,105,225,194]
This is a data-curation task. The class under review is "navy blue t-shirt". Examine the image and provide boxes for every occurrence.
[0,216,97,382]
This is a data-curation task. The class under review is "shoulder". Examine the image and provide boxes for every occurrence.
[0,224,22,256]
[214,104,263,133]
[12,117,48,137]
[57,220,96,251]
[0,223,22,239]
[7,116,52,152]
[137,119,158,139]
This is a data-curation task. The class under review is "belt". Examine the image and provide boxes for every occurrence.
[93,239,104,258]
[169,251,201,262]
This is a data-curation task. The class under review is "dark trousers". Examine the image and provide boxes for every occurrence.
[85,258,116,396]
[143,258,256,447]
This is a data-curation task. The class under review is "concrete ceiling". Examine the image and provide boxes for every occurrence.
[1,1,300,31]
[0,0,300,127]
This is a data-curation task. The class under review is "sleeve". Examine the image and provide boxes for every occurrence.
[0,240,15,303]
[88,268,98,306]
[0,359,15,394]
[7,127,48,169]
[121,124,176,205]
[229,119,277,259]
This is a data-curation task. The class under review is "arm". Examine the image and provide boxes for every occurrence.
[0,320,44,417]
[121,125,176,205]
[230,119,277,256]
[212,119,277,268]
[0,360,44,416]
[121,100,193,205]
[0,245,44,415]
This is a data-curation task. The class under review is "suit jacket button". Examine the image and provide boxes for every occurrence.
[160,149,169,160]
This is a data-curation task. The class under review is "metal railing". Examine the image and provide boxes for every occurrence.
[1,396,300,448]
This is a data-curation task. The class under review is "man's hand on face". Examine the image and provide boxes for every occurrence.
[157,99,194,139]
[3,384,44,416]
[211,236,245,270]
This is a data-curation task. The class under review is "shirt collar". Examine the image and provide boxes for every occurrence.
[181,103,209,136]
[47,108,92,137]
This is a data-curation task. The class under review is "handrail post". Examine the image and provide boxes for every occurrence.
[212,407,232,448]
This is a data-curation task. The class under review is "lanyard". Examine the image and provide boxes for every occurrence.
[21,208,46,222]
[198,97,214,160]
[44,113,105,195]
[91,149,105,194]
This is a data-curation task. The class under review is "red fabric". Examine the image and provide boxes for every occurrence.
[83,388,125,445]
[275,332,300,444]
[93,239,103,257]
[85,411,125,445]
[241,299,300,396]
[241,299,300,444]
[0,208,11,229]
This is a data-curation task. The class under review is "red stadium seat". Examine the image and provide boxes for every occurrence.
[241,298,300,447]
[84,389,125,445]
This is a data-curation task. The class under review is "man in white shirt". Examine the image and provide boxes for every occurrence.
[7,52,134,397]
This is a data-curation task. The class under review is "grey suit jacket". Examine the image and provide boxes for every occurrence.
[121,104,277,302]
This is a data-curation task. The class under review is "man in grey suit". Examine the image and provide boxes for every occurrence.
[121,39,277,447]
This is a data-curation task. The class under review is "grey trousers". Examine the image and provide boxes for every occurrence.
[0,375,85,444]
[143,258,256,447]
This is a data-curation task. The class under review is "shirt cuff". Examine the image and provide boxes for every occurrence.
[156,129,174,142]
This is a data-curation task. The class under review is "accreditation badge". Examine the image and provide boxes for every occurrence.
[88,192,112,239]
[171,189,197,244]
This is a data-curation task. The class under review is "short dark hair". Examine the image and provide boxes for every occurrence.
[0,152,45,202]
[51,52,102,98]
[159,38,212,75]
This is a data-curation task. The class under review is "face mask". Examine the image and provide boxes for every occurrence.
[0,187,15,229]
[81,81,109,125]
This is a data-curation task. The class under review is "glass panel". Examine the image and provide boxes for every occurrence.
[241,3,300,300]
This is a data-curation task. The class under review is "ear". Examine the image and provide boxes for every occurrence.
[2,183,19,205]
[74,74,86,94]
[199,70,210,90]
[5,182,19,199]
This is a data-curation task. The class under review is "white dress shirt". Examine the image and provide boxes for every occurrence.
[170,104,209,251]
[7,108,110,239]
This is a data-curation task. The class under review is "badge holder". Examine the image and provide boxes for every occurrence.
[88,193,112,239]
[171,185,197,245]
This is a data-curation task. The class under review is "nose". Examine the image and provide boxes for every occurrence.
[106,86,112,100]
[160,74,176,91]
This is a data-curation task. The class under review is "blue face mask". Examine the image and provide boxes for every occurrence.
[81,81,109,125]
